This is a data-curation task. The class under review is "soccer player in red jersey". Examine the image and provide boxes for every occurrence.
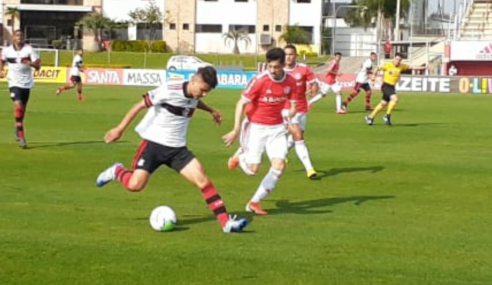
[0,30,41,149]
[96,66,248,233]
[282,44,318,179]
[222,48,298,215]
[308,52,345,114]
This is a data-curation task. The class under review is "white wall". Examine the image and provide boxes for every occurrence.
[103,0,165,41]
[333,27,377,56]
[195,0,257,54]
[289,0,322,47]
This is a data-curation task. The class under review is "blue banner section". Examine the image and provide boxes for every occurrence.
[166,70,257,89]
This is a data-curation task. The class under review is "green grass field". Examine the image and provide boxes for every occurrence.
[0,84,491,285]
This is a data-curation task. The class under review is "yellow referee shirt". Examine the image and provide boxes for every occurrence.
[380,62,409,86]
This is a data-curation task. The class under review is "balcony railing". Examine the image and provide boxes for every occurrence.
[20,0,83,5]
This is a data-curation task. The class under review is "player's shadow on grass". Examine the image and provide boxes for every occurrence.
[308,165,384,180]
[28,140,127,149]
[392,122,446,127]
[176,195,394,228]
[268,195,395,215]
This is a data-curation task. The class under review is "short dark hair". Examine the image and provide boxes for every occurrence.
[370,52,377,56]
[14,29,23,34]
[266,48,285,64]
[284,44,297,53]
[395,52,403,58]
[335,52,342,56]
[196,66,218,89]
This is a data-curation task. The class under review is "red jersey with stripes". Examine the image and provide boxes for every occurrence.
[1,44,40,88]
[242,71,298,125]
[283,62,316,114]
[135,81,199,147]
[324,59,340,85]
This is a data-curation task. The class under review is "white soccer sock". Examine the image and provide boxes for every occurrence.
[239,152,255,176]
[251,168,282,203]
[294,140,314,171]
[336,94,342,110]
[287,134,295,151]
[308,93,325,105]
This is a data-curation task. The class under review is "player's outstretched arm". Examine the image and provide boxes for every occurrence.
[371,67,380,81]
[410,64,433,71]
[0,60,4,78]
[222,98,248,147]
[197,101,222,125]
[105,99,146,143]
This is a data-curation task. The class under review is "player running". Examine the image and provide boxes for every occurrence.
[282,44,318,179]
[222,48,298,215]
[308,52,344,114]
[0,30,41,149]
[365,53,431,126]
[95,66,248,233]
[342,52,377,111]
[56,49,84,101]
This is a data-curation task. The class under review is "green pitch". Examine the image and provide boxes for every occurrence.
[0,84,491,285]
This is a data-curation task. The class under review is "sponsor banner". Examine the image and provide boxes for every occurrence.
[456,76,492,94]
[166,70,257,89]
[450,41,492,61]
[69,68,123,85]
[123,69,166,86]
[0,66,66,83]
[315,73,452,93]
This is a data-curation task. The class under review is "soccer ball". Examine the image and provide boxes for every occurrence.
[149,206,177,232]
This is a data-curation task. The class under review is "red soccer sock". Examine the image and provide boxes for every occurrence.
[14,106,25,139]
[77,86,82,96]
[115,165,134,191]
[201,182,229,227]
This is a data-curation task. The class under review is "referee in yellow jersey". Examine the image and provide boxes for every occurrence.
[365,53,431,126]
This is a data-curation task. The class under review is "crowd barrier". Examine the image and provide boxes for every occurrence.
[4,66,491,94]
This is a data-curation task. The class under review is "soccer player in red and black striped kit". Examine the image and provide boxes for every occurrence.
[0,30,41,149]
[96,66,248,233]
[342,52,377,111]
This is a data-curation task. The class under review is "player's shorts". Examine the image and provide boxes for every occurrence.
[381,83,396,102]
[9,87,30,105]
[319,81,342,94]
[240,119,288,164]
[132,140,195,174]
[354,82,371,92]
[70,76,82,84]
[281,109,308,131]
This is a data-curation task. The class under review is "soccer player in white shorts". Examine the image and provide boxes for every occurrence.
[308,52,345,114]
[282,44,318,179]
[223,48,298,215]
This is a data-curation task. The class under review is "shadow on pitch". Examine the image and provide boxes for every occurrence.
[306,165,384,180]
[391,122,447,128]
[175,195,394,227]
[27,140,127,149]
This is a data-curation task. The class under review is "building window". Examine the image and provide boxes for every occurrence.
[235,0,248,2]
[275,25,282,32]
[169,23,176,30]
[296,0,311,3]
[229,25,255,34]
[263,25,269,32]
[137,23,163,40]
[196,24,222,33]
[299,26,314,43]
[183,23,189,30]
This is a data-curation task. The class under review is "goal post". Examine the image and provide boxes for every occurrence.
[33,47,60,67]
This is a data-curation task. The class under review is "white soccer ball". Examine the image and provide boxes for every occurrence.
[149,206,177,232]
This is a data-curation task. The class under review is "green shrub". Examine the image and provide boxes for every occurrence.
[52,40,62,49]
[110,40,167,53]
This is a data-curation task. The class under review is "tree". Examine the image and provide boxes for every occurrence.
[222,29,251,54]
[5,7,20,36]
[344,0,410,37]
[128,0,163,51]
[279,25,311,45]
[77,12,114,51]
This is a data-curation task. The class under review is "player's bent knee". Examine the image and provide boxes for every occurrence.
[271,159,286,171]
